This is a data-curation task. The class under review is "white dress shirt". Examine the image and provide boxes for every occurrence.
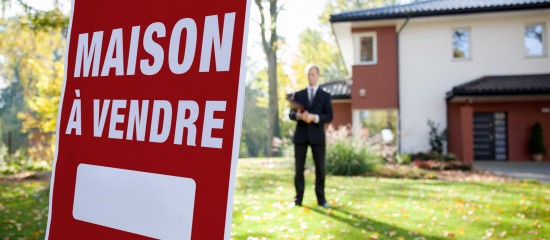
[307,85,320,123]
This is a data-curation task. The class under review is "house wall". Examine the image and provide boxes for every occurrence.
[447,104,473,162]
[399,9,550,153]
[331,101,352,128]
[351,26,398,110]
[448,101,550,161]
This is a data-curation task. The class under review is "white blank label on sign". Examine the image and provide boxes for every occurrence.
[73,164,196,240]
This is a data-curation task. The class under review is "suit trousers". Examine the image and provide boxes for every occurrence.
[294,143,326,205]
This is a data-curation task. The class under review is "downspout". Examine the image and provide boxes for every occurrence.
[396,15,410,153]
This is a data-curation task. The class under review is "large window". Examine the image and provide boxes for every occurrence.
[452,28,471,59]
[354,32,377,64]
[525,23,546,57]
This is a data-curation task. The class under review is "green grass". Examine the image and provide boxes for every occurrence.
[0,178,49,240]
[1,158,549,240]
[231,158,549,240]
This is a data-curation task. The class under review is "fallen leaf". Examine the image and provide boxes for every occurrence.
[444,231,455,238]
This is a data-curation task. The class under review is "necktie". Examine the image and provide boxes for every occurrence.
[309,88,315,104]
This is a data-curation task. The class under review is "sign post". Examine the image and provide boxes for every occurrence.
[46,0,251,239]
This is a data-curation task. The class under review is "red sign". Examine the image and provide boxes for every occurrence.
[46,0,251,239]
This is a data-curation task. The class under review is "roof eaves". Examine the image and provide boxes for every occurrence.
[330,2,550,23]
[446,90,550,101]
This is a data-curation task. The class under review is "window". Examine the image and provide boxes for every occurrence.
[354,32,377,64]
[452,28,471,59]
[525,23,546,57]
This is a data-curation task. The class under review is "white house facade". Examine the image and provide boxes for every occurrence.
[329,0,550,162]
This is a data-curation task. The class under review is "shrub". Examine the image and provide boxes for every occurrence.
[528,122,546,155]
[427,120,447,157]
[325,126,382,176]
[0,146,51,175]
[395,153,411,165]
[442,153,457,162]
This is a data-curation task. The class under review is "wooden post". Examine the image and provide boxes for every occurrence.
[7,131,13,160]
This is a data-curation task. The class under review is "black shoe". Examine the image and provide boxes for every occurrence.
[319,202,330,209]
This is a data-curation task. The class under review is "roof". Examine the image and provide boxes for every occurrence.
[330,0,550,22]
[446,73,550,100]
[320,79,352,100]
[287,79,352,100]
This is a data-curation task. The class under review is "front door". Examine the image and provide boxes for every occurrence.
[473,112,507,160]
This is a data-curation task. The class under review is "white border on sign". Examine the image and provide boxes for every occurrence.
[224,0,252,239]
[45,0,75,238]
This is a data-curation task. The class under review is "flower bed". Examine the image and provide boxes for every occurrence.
[413,160,472,171]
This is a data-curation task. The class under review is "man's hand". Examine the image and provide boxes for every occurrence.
[296,111,317,124]
[297,111,309,123]
[306,113,318,124]
[296,110,304,121]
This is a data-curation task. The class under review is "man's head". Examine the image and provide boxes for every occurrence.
[305,64,320,87]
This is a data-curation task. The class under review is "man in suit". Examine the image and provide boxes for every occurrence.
[289,64,333,208]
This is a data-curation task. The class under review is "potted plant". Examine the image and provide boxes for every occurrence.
[528,122,546,162]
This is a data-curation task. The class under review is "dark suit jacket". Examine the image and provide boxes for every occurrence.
[289,87,333,145]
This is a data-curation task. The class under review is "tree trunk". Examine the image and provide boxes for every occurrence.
[267,51,280,156]
[255,0,281,156]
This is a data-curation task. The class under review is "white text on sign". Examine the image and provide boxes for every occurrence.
[65,92,227,149]
[74,12,236,77]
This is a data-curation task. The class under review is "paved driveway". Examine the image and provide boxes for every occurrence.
[474,162,550,183]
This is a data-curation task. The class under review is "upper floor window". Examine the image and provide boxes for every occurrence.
[525,23,546,57]
[452,28,471,59]
[354,32,377,65]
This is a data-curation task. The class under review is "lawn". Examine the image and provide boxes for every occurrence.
[0,177,49,239]
[232,158,549,240]
[1,158,549,239]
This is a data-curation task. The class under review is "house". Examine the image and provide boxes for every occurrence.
[323,0,550,162]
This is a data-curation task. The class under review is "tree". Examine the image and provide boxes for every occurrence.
[0,16,65,161]
[254,0,282,156]
[241,78,269,157]
[290,27,347,84]
[241,63,294,157]
[0,73,27,157]
[289,0,400,86]
[1,0,69,30]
